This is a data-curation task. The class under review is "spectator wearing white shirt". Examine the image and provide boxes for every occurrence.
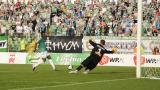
[16,23,23,37]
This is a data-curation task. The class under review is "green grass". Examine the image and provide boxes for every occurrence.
[0,36,7,40]
[0,64,160,90]
[0,48,8,52]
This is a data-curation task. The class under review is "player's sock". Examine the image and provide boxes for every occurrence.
[31,60,39,70]
[83,69,90,74]
[48,59,55,70]
[32,66,36,71]
[69,65,83,74]
[76,65,83,71]
[32,59,43,70]
[69,70,78,74]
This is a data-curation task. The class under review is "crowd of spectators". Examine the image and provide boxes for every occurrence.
[0,0,138,37]
[142,0,160,37]
[0,0,160,52]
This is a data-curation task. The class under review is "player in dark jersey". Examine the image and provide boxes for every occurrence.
[69,39,117,74]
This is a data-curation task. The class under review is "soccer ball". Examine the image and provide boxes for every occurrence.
[67,64,73,70]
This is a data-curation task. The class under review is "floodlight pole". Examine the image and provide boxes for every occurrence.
[136,0,142,78]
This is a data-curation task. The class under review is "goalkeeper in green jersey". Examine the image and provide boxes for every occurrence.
[32,33,55,71]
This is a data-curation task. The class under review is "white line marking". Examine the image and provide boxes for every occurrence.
[1,81,76,84]
[0,71,31,73]
[9,78,136,90]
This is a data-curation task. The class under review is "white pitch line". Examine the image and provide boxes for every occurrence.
[0,71,31,73]
[9,78,136,90]
[1,81,76,84]
[0,71,22,72]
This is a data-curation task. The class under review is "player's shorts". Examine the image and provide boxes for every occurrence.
[39,51,50,59]
[82,54,100,67]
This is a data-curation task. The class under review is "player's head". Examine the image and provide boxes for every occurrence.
[100,39,105,45]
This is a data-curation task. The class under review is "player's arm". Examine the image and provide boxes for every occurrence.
[104,49,114,54]
[104,48,117,54]
[89,39,97,47]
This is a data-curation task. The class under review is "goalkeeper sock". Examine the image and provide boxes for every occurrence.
[48,59,55,70]
[76,65,83,71]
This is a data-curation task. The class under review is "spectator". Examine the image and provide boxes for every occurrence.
[0,24,6,35]
[152,46,160,55]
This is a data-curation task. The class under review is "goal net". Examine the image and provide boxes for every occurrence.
[142,67,160,79]
[140,54,160,79]
[137,0,160,79]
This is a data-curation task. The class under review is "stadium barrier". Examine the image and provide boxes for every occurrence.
[83,36,160,54]
[1,35,159,53]
[0,52,27,64]
[0,52,160,67]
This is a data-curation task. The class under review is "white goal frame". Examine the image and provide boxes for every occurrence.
[136,0,142,78]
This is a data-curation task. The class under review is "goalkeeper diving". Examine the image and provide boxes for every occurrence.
[69,39,117,74]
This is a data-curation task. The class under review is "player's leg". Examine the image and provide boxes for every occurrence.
[32,52,46,71]
[32,58,44,71]
[69,56,93,73]
[83,56,100,74]
[69,64,85,73]
[30,53,41,69]
[83,63,92,74]
[27,53,36,69]
[83,63,97,74]
[46,54,56,70]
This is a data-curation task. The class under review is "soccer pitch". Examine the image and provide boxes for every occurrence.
[0,64,160,90]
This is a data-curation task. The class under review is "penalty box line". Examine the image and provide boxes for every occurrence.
[9,78,136,90]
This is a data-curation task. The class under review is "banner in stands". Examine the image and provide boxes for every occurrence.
[83,36,160,54]
[0,36,8,52]
[44,36,83,53]
[83,37,137,53]
[0,52,160,67]
[0,40,7,49]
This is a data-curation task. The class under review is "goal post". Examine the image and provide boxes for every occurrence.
[136,0,142,78]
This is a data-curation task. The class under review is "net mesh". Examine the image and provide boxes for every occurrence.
[142,67,160,79]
